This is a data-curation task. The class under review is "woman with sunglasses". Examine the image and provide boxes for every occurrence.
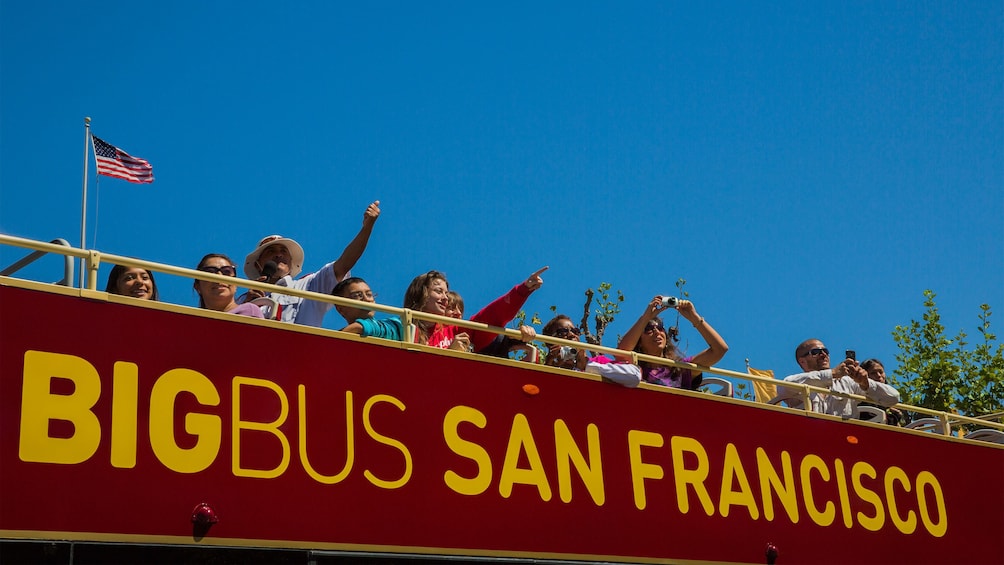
[617,296,728,389]
[541,314,642,387]
[542,315,588,370]
[193,254,264,318]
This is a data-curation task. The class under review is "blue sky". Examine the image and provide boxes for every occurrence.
[2,1,1001,383]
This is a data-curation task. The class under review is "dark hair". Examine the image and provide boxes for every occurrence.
[634,316,681,360]
[403,270,449,344]
[861,359,884,372]
[193,253,237,308]
[104,264,159,301]
[333,276,368,297]
[634,316,691,387]
[542,314,575,337]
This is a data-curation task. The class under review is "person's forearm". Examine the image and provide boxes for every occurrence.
[617,313,649,353]
[341,322,364,335]
[471,284,530,327]
[688,315,728,367]
[866,381,901,407]
[784,369,833,388]
[468,284,532,351]
[331,224,375,280]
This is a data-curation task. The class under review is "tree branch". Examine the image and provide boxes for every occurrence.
[580,288,600,346]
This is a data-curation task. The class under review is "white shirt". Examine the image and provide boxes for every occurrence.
[269,261,345,326]
[781,369,901,418]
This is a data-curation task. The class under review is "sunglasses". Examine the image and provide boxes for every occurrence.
[199,265,237,277]
[346,290,376,301]
[552,327,580,338]
[801,347,830,357]
[644,323,666,334]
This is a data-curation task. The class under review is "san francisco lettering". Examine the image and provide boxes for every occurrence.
[19,349,947,538]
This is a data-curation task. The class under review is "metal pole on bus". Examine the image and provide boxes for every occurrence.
[79,116,91,289]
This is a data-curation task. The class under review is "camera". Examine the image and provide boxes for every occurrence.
[661,296,680,308]
[559,346,578,363]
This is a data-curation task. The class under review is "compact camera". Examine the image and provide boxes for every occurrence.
[661,296,680,308]
[559,346,578,363]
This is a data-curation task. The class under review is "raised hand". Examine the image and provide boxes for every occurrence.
[523,266,548,291]
[363,200,381,227]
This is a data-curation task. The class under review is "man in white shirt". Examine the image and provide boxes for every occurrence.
[242,201,380,326]
[781,339,900,418]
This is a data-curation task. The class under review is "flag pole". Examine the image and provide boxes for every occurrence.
[80,116,91,289]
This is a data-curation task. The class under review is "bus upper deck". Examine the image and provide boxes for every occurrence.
[2,233,1002,565]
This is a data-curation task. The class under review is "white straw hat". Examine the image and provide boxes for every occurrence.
[244,235,305,279]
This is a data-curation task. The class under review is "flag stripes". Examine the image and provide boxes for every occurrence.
[92,135,154,184]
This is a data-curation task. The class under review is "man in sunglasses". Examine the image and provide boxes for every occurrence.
[241,201,381,326]
[780,339,900,418]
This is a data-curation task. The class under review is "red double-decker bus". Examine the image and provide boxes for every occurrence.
[2,236,1002,564]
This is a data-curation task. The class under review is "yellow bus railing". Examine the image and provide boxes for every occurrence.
[2,233,1001,439]
[0,237,75,285]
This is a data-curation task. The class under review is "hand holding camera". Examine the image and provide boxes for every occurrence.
[546,344,583,370]
[558,346,578,364]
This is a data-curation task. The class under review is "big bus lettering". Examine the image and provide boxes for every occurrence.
[18,349,413,487]
[851,461,885,532]
[671,435,715,515]
[756,447,800,523]
[499,413,552,501]
[719,442,759,520]
[232,375,289,478]
[834,458,854,528]
[152,368,221,474]
[442,408,606,505]
[885,466,918,534]
[800,454,836,526]
[916,471,948,537]
[299,387,355,485]
[15,347,953,539]
[553,419,604,505]
[111,361,139,468]
[627,429,664,510]
[362,393,412,489]
[19,350,102,465]
[443,405,493,496]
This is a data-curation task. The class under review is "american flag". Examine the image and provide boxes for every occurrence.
[91,135,154,184]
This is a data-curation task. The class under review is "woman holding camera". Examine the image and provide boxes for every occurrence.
[617,295,728,389]
[542,314,589,370]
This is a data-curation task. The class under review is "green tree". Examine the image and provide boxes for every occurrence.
[512,282,625,362]
[959,304,1004,415]
[891,290,1004,417]
[578,282,624,347]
